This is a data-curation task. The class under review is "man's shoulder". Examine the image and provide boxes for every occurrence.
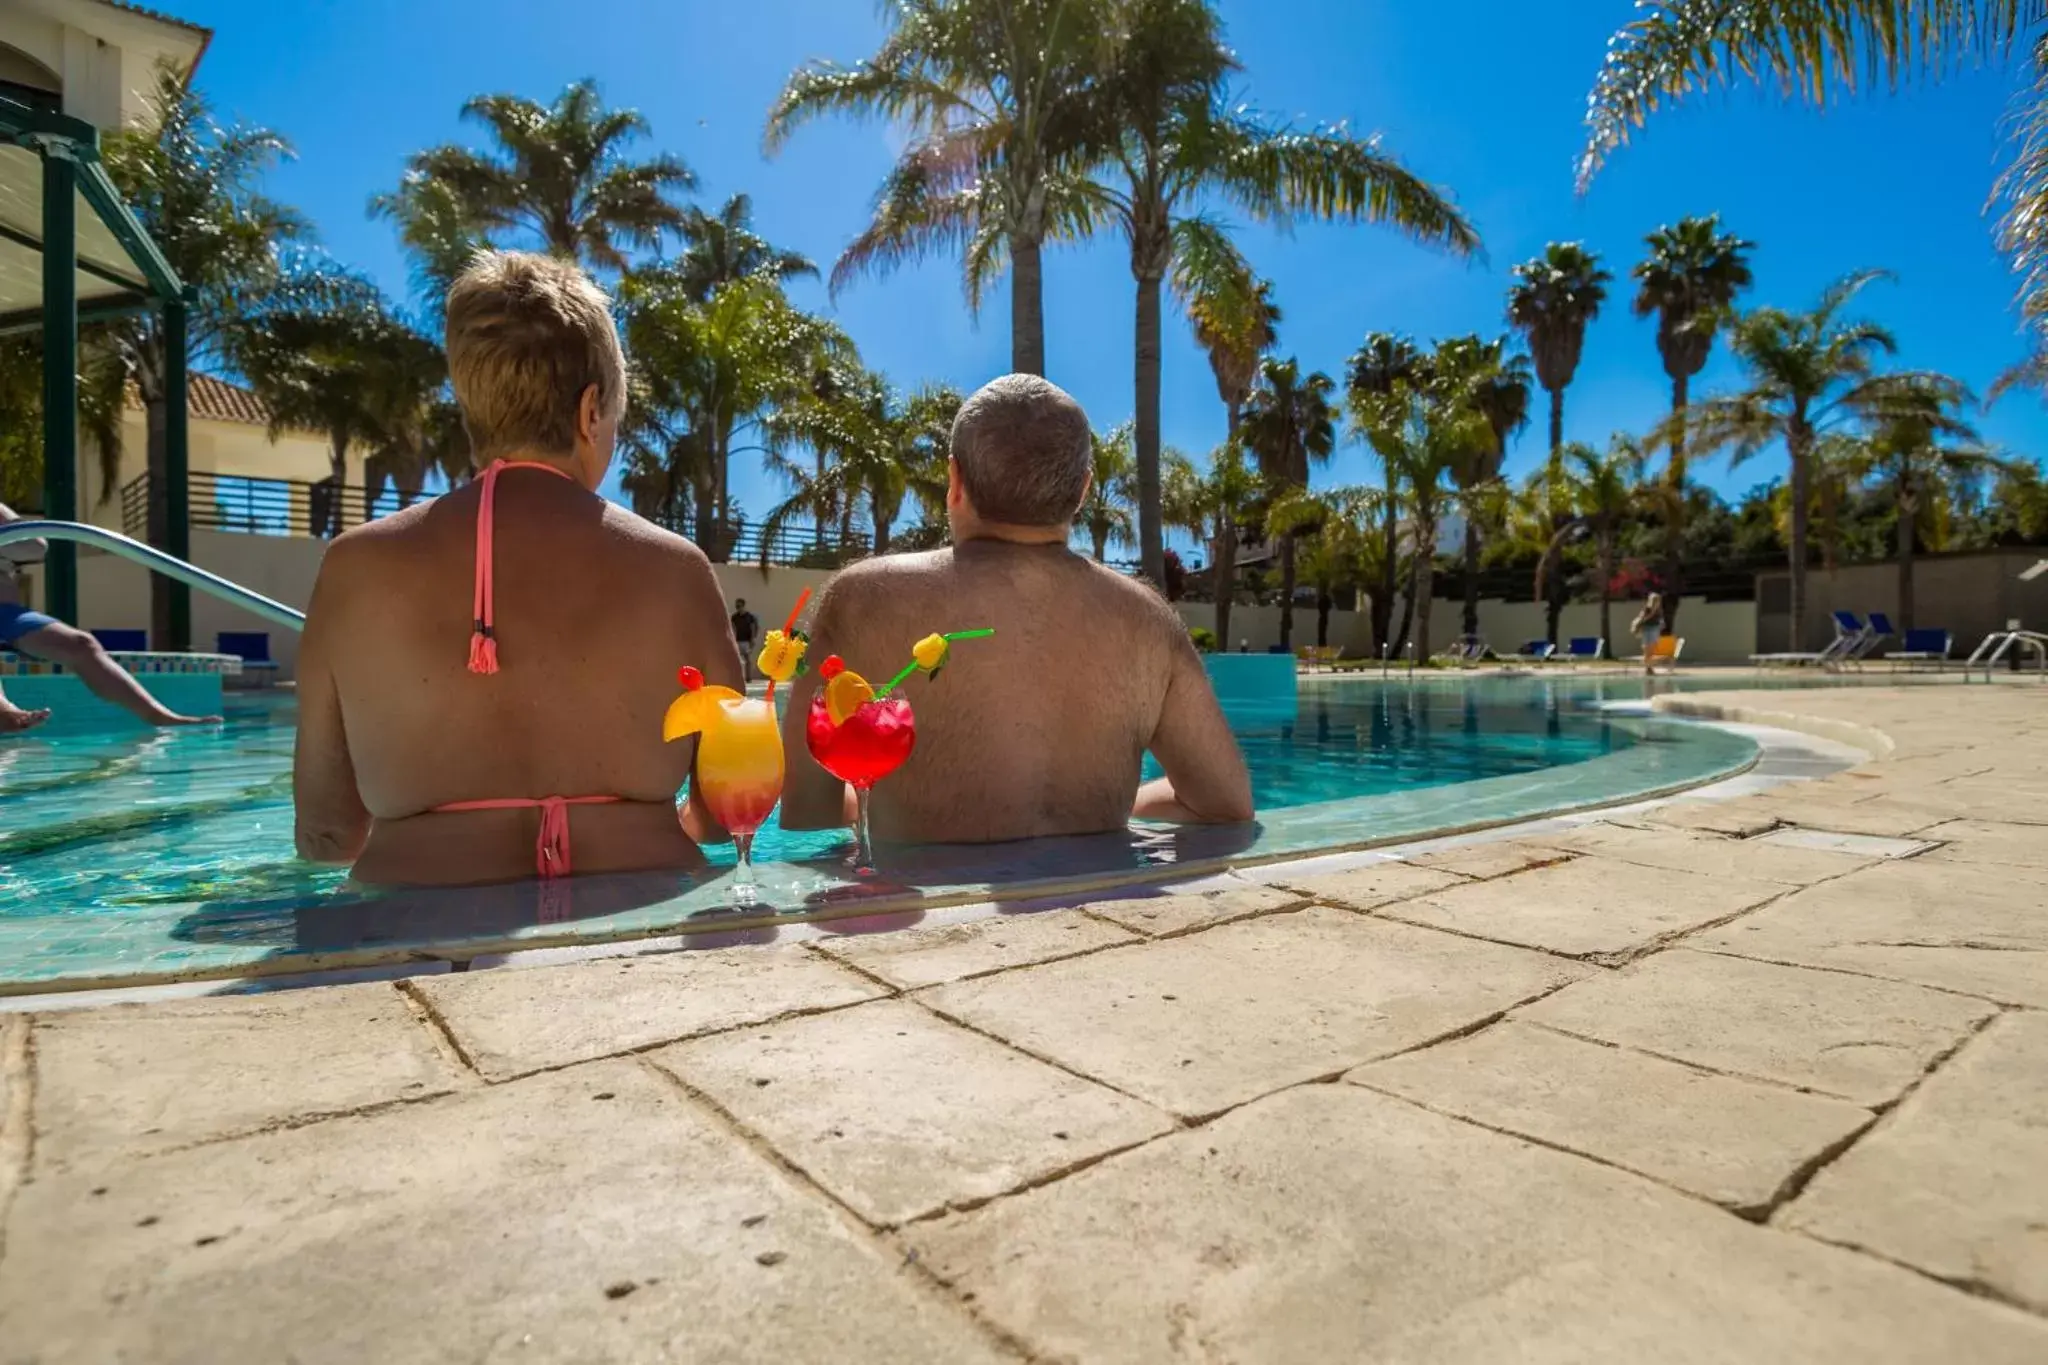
[825,549,949,599]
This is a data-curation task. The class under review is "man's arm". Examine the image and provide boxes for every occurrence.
[777,577,856,830]
[293,548,371,862]
[0,502,47,565]
[1134,625,1254,824]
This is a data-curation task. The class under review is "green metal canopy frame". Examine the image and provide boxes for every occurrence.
[0,91,191,642]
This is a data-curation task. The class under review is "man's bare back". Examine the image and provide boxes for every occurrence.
[295,473,739,884]
[780,538,1250,842]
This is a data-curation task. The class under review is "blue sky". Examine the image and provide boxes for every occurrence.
[174,0,2046,529]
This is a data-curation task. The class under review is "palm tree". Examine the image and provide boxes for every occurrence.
[670,194,818,302]
[761,372,961,555]
[1575,5,2048,385]
[1239,357,1337,650]
[618,274,851,554]
[1432,335,1532,638]
[1366,370,1489,665]
[1507,243,1610,457]
[1510,448,1580,646]
[764,0,1106,376]
[1851,384,1999,630]
[1539,436,1652,651]
[1178,246,1280,444]
[1080,422,1137,561]
[1347,332,1426,654]
[1086,0,1479,587]
[1163,442,1262,647]
[1267,486,1379,648]
[97,66,308,645]
[1680,270,1956,649]
[396,79,694,273]
[1629,216,1755,627]
[368,173,490,324]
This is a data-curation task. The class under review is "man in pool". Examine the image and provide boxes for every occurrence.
[779,373,1253,842]
[292,251,742,884]
[0,501,218,731]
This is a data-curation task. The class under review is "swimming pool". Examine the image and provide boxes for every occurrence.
[0,675,1760,992]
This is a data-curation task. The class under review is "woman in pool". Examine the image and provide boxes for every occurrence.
[1629,591,1666,677]
[291,252,742,885]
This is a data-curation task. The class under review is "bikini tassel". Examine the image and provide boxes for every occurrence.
[468,625,499,676]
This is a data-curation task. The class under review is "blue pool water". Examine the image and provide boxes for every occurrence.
[0,675,1764,989]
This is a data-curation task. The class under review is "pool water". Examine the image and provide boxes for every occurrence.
[0,675,1762,990]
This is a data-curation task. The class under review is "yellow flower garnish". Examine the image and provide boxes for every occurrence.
[756,628,808,683]
[911,632,950,674]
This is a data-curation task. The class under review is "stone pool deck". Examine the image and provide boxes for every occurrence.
[2,683,2045,1361]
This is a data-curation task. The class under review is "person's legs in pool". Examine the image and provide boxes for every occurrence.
[0,676,49,732]
[15,622,219,726]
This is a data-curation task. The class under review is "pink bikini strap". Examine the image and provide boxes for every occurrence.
[468,459,577,675]
[431,794,620,878]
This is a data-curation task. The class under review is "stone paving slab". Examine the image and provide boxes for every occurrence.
[412,945,885,1080]
[1351,1021,1872,1213]
[907,1084,2048,1365]
[0,1061,1006,1365]
[1696,859,2048,1006]
[1781,1011,2048,1313]
[1541,821,1877,886]
[810,908,1137,989]
[1382,856,1785,960]
[1520,949,1995,1105]
[923,908,1589,1119]
[1922,819,2048,870]
[1274,861,1468,911]
[1402,842,1573,881]
[654,998,1172,1226]
[1758,796,1962,838]
[1080,883,1304,937]
[1636,799,1784,837]
[30,983,467,1176]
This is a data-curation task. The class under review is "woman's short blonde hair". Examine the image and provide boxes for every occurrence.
[444,251,626,460]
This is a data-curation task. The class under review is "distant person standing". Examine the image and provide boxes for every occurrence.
[1630,591,1665,677]
[730,598,759,681]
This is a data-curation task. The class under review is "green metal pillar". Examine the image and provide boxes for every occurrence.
[39,142,78,624]
[164,292,191,649]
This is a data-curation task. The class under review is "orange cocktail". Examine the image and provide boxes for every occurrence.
[696,695,783,898]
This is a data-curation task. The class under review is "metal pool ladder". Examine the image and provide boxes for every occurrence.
[0,520,306,632]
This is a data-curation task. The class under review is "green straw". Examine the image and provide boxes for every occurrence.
[873,628,995,698]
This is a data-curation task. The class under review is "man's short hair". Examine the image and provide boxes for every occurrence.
[950,374,1091,526]
[445,251,626,461]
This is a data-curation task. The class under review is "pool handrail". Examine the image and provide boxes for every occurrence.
[0,520,306,633]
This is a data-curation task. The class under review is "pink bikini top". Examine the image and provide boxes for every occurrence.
[466,458,575,675]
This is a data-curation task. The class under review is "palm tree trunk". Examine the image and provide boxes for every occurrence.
[1787,420,1812,651]
[1598,529,1615,652]
[1316,591,1332,648]
[144,390,173,646]
[1374,498,1398,655]
[1460,518,1482,638]
[712,430,732,562]
[1278,533,1298,652]
[813,449,827,549]
[1395,552,1417,657]
[1548,384,1564,456]
[1412,527,1436,663]
[1133,270,1165,589]
[1091,526,1109,561]
[1213,518,1236,647]
[1011,233,1045,376]
[1662,370,1689,631]
[871,487,890,555]
[1897,482,1917,633]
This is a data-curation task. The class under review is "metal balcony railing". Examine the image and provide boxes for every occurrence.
[117,471,876,568]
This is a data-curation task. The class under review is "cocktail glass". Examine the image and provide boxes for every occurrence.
[804,692,916,875]
[696,696,785,904]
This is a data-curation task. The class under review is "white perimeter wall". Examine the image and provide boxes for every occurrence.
[1177,594,1757,663]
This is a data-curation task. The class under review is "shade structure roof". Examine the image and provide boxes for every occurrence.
[0,92,183,333]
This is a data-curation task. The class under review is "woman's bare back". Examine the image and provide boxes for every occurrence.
[293,469,742,885]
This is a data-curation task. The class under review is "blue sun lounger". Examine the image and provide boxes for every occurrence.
[1890,627,1952,671]
[1565,637,1604,666]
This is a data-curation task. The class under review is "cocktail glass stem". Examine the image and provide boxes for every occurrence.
[850,785,876,876]
[731,830,759,905]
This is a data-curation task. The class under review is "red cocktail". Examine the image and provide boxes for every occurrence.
[806,692,915,873]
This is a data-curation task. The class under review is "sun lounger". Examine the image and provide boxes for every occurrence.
[1507,639,1556,663]
[1436,635,1489,667]
[90,628,148,652]
[1751,612,1867,668]
[1889,627,1951,671]
[1644,635,1684,666]
[1565,636,1605,667]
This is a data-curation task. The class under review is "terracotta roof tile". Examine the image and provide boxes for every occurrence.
[124,373,317,435]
